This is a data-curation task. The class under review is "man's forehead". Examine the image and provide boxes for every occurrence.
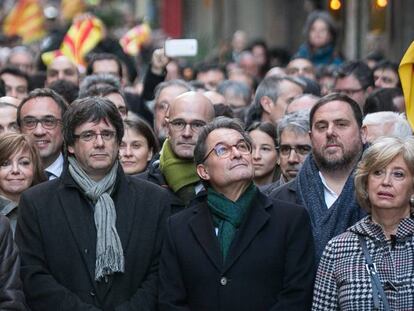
[75,118,114,130]
[207,128,243,145]
[312,100,356,121]
[21,97,61,115]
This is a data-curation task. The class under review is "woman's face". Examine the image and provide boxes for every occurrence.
[119,128,153,175]
[309,19,331,49]
[0,148,34,201]
[367,154,414,214]
[250,129,278,180]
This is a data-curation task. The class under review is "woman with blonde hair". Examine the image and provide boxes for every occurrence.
[0,133,45,232]
[313,136,414,310]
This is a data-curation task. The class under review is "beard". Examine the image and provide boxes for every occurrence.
[313,139,362,172]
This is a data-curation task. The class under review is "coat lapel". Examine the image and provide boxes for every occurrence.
[223,193,271,273]
[189,202,223,272]
[58,178,98,288]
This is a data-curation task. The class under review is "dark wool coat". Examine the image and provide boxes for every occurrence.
[15,167,171,311]
[159,191,316,311]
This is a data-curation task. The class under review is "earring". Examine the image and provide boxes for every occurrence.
[410,195,414,207]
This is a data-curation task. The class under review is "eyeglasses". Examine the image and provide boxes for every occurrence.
[203,141,251,162]
[168,119,206,132]
[333,88,364,96]
[73,130,116,142]
[278,144,311,157]
[21,116,62,130]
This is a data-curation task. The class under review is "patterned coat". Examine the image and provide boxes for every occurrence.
[312,215,414,311]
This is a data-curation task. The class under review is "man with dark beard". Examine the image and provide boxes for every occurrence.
[269,93,366,261]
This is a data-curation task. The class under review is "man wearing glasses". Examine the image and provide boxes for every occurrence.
[333,60,374,109]
[159,117,315,310]
[17,88,68,179]
[138,91,215,211]
[269,93,366,261]
[16,97,171,310]
[264,110,311,193]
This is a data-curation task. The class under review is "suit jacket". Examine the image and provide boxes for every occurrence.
[159,190,315,311]
[15,167,171,311]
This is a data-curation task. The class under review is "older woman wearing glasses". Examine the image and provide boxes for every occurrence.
[159,117,315,311]
[312,136,414,310]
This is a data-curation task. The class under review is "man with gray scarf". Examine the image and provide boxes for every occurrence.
[16,97,171,311]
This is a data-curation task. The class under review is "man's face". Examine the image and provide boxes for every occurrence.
[46,57,79,86]
[334,75,367,108]
[270,80,303,123]
[67,119,119,181]
[0,106,18,134]
[20,97,63,167]
[197,128,253,190]
[373,68,399,89]
[92,59,120,78]
[286,58,316,80]
[1,73,28,99]
[8,52,34,74]
[310,100,363,172]
[196,70,225,91]
[154,86,188,140]
[278,129,311,181]
[167,94,212,159]
[104,92,127,118]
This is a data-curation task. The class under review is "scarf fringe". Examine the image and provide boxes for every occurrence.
[95,246,125,281]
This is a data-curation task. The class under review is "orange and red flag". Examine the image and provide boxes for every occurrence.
[3,0,46,43]
[120,23,151,56]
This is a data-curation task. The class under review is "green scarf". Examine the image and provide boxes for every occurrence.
[159,139,200,193]
[208,183,257,260]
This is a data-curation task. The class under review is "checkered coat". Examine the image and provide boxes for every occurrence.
[312,215,414,311]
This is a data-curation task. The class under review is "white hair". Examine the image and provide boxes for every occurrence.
[363,111,412,138]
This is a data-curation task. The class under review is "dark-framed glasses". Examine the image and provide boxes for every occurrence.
[21,116,62,130]
[168,119,207,132]
[73,130,116,142]
[278,144,311,156]
[203,140,251,162]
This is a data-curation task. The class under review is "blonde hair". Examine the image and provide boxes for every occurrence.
[355,136,414,212]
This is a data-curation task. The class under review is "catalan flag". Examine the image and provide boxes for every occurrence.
[42,15,104,70]
[120,23,151,56]
[399,41,414,130]
[3,0,45,44]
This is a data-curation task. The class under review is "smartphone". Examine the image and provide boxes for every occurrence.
[164,39,198,57]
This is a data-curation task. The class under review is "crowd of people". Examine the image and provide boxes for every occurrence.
[0,7,413,311]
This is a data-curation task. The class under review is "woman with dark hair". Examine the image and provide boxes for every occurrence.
[119,114,160,174]
[247,122,279,187]
[0,133,46,233]
[295,10,343,67]
[313,136,414,310]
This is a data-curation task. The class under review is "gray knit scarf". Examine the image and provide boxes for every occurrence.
[68,156,125,281]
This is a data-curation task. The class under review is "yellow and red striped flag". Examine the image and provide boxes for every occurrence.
[120,23,151,56]
[3,0,46,44]
[42,15,104,70]
[399,41,414,130]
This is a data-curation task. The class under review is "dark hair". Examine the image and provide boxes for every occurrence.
[0,66,31,89]
[363,88,404,115]
[0,79,4,96]
[310,93,363,128]
[213,103,234,118]
[335,61,374,90]
[63,97,124,147]
[17,88,68,127]
[372,60,400,87]
[194,117,251,165]
[86,53,123,78]
[195,62,226,78]
[246,121,277,147]
[123,115,159,154]
[48,79,79,105]
[304,10,338,46]
[79,74,121,97]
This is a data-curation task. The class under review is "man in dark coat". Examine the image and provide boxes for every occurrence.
[269,93,366,261]
[16,97,170,311]
[159,117,315,311]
